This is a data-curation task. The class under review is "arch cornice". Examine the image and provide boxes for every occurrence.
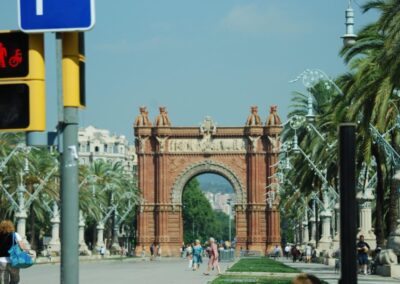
[171,160,246,207]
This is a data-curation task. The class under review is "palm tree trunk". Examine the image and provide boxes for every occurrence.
[388,174,398,235]
[29,203,37,250]
[372,144,385,246]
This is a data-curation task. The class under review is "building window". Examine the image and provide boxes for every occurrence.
[104,144,108,153]
[87,142,90,152]
[95,146,99,153]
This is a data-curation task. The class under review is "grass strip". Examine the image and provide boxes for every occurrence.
[211,275,292,284]
[228,258,300,273]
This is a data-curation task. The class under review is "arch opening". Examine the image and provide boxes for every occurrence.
[171,160,246,207]
[182,173,236,244]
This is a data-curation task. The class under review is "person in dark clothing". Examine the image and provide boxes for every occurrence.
[150,243,155,260]
[357,235,371,275]
[291,245,300,263]
[0,220,27,284]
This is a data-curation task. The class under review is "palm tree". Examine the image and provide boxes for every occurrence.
[79,159,140,249]
[338,2,400,244]
[25,147,59,250]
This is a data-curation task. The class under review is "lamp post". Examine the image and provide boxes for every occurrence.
[227,199,232,243]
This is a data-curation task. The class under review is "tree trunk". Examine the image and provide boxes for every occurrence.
[29,203,36,250]
[372,144,385,247]
[388,173,398,235]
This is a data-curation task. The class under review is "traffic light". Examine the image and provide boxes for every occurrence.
[0,31,45,132]
[62,32,85,108]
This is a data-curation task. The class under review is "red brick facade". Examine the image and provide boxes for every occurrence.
[134,117,282,256]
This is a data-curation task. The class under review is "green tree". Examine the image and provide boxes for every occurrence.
[182,178,215,243]
[182,178,235,244]
[338,1,400,244]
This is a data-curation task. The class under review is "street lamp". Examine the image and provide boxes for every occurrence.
[341,0,357,47]
[227,198,232,243]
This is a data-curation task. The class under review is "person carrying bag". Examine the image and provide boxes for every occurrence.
[0,220,32,284]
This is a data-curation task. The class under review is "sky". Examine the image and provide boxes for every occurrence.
[0,0,378,140]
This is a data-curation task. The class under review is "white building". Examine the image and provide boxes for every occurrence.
[203,191,234,217]
[77,125,137,173]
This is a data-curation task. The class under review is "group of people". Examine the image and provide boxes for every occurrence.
[182,237,222,275]
[141,243,162,260]
[282,243,317,263]
[280,235,375,275]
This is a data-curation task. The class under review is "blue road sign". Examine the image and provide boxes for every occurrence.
[18,0,95,32]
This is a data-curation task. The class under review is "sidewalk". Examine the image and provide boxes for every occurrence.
[25,257,232,284]
[279,257,400,284]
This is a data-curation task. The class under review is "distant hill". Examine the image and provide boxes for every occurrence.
[197,174,234,194]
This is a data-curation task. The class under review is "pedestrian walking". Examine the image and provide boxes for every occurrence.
[150,243,155,261]
[186,244,193,269]
[157,244,161,259]
[192,240,203,271]
[291,245,300,263]
[273,245,281,258]
[203,237,221,276]
[284,244,291,259]
[305,244,312,263]
[0,220,27,284]
[100,246,106,258]
[141,245,146,260]
[180,243,185,258]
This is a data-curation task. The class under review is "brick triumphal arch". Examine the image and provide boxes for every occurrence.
[134,106,282,256]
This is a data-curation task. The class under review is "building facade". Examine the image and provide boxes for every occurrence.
[77,125,137,172]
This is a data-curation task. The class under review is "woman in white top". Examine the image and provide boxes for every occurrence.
[0,220,27,284]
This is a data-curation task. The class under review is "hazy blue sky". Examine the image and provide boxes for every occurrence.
[0,1,377,139]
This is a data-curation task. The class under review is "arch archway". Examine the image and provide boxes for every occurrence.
[134,115,282,256]
[171,160,245,206]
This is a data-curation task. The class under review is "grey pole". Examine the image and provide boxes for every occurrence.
[339,123,357,284]
[57,32,80,284]
[61,106,79,284]
[228,203,231,243]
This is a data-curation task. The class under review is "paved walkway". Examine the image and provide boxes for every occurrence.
[23,257,231,284]
[279,257,400,284]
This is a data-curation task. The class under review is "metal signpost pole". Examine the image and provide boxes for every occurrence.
[56,32,79,284]
[60,106,79,284]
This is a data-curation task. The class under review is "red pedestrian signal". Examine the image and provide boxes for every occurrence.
[0,32,29,78]
[0,31,45,132]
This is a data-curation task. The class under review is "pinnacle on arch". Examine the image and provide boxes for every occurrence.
[155,106,172,127]
[134,106,152,127]
[266,105,282,126]
[245,106,262,126]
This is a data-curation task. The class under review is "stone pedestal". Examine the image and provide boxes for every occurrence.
[309,216,316,247]
[302,211,309,245]
[16,210,31,250]
[317,209,332,251]
[110,224,121,255]
[79,211,91,256]
[376,265,400,278]
[48,207,61,255]
[96,222,105,252]
[357,188,377,250]
[387,220,400,256]
[332,203,340,250]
